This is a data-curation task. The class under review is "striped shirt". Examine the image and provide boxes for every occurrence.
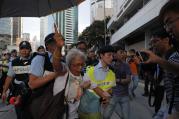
[163,52,179,106]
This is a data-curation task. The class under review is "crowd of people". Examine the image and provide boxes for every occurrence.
[0,0,179,119]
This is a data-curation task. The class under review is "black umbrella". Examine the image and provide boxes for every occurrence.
[0,0,84,17]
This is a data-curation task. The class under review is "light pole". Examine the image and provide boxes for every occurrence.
[10,18,13,46]
[103,0,106,45]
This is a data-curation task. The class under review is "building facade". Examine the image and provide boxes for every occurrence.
[0,18,12,52]
[12,17,22,45]
[22,33,30,41]
[40,6,78,49]
[90,0,113,23]
[0,17,22,53]
[107,0,169,50]
[40,16,52,45]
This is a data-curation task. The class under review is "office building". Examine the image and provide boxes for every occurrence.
[107,0,169,50]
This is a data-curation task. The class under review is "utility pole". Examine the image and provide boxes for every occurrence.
[103,0,106,45]
[10,18,13,46]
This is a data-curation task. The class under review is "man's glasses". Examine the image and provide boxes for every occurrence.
[164,17,179,29]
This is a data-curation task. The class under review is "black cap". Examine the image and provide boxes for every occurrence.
[19,41,31,50]
[98,45,114,54]
[44,33,55,46]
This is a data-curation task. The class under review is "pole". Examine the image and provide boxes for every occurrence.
[10,18,13,46]
[104,0,106,45]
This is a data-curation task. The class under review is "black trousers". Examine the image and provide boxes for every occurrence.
[15,105,33,119]
[144,73,152,94]
[154,85,165,113]
[0,71,7,94]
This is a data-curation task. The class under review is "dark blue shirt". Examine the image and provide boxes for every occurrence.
[112,61,131,96]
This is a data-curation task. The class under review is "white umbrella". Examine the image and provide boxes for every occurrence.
[0,0,84,17]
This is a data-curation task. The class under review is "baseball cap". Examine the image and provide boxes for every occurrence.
[44,33,55,46]
[19,41,31,50]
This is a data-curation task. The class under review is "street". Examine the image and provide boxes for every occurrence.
[111,82,154,119]
[0,82,154,119]
[0,102,16,119]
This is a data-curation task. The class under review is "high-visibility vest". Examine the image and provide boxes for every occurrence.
[86,66,116,92]
[2,60,9,72]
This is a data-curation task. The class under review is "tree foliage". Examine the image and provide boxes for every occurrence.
[78,17,110,48]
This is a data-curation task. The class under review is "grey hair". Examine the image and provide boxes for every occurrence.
[66,48,86,67]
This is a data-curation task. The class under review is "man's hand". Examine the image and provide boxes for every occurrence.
[101,91,111,105]
[140,50,161,64]
[80,80,91,89]
[14,95,21,106]
[102,91,111,98]
[53,23,64,48]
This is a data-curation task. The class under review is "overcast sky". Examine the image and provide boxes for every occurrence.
[78,0,90,33]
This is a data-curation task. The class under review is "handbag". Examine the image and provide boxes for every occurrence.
[29,73,69,119]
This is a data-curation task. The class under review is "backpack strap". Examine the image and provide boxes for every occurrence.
[63,73,69,119]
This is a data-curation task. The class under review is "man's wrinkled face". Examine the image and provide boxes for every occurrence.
[163,11,179,40]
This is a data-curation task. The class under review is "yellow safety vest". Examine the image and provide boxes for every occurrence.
[86,66,116,92]
[2,60,9,72]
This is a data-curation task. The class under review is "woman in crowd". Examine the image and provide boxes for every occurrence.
[52,28,91,119]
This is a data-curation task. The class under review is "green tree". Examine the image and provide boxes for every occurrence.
[78,17,110,48]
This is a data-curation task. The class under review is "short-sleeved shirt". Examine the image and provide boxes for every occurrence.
[30,51,52,77]
[163,51,179,109]
[112,61,131,96]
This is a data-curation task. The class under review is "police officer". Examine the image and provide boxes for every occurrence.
[1,41,32,119]
[28,33,58,119]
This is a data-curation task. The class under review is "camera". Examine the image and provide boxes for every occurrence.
[137,51,149,62]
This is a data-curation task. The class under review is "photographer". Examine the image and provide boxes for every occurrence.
[150,28,175,118]
[142,1,179,118]
[143,0,179,73]
[1,41,32,119]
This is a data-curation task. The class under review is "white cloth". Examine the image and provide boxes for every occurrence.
[53,72,68,96]
[53,71,84,119]
[53,71,83,100]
